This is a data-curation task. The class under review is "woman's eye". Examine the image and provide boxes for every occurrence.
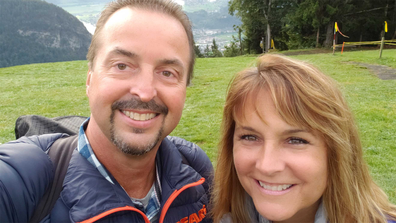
[241,135,257,141]
[288,137,309,144]
[162,71,173,77]
[117,64,127,70]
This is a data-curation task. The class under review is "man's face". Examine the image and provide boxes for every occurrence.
[86,7,190,155]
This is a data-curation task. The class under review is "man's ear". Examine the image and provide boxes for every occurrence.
[86,70,92,96]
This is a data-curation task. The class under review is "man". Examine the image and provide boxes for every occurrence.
[0,0,213,222]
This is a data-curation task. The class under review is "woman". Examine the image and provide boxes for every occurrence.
[211,54,396,223]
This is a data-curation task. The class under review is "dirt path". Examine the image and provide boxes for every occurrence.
[280,49,396,80]
[350,62,396,80]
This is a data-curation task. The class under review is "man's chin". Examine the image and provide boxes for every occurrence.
[110,130,163,156]
[118,143,155,156]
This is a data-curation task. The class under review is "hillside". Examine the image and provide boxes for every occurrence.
[43,0,241,50]
[0,0,92,68]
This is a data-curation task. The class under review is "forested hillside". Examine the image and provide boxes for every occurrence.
[229,0,396,53]
[0,0,92,68]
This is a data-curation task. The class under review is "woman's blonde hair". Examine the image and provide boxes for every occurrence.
[211,54,396,223]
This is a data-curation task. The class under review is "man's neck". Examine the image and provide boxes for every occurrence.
[101,152,157,199]
[85,121,158,199]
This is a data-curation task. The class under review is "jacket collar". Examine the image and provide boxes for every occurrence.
[61,137,203,222]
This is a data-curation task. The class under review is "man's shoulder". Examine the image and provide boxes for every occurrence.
[166,136,201,150]
[165,136,210,164]
[3,133,67,152]
[164,136,213,181]
[0,133,66,180]
[0,133,65,222]
[0,133,68,196]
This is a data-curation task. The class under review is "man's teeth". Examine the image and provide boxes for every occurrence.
[259,181,292,191]
[122,110,156,121]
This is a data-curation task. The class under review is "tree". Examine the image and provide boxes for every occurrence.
[223,36,241,57]
[228,0,395,50]
[203,44,213,57]
[284,0,394,48]
[229,0,294,53]
[211,38,223,57]
[263,0,272,52]
[393,0,396,39]
[233,25,244,55]
[343,0,394,41]
[194,42,203,58]
[285,0,328,48]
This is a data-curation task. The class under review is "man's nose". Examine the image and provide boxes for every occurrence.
[256,142,285,176]
[129,70,157,102]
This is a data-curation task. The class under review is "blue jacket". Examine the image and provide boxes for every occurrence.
[0,133,213,223]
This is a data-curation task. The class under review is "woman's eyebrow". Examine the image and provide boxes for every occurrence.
[282,129,311,135]
[235,126,259,134]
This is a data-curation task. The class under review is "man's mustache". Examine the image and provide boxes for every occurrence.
[111,98,168,115]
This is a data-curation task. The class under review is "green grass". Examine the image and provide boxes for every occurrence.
[0,61,90,142]
[0,49,395,202]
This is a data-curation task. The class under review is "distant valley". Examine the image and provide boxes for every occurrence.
[43,0,241,51]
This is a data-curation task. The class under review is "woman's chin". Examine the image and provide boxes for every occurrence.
[256,207,295,222]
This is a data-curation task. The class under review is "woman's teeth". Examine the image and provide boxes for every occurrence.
[259,181,292,191]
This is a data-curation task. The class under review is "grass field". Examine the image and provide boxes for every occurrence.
[0,49,395,202]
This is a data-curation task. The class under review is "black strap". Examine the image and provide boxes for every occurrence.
[15,115,87,139]
[29,135,78,222]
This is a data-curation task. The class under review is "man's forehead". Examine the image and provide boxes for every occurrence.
[104,7,136,29]
[101,7,187,45]
[104,7,168,30]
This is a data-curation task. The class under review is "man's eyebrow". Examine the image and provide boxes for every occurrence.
[159,59,185,75]
[109,48,137,58]
[159,59,184,68]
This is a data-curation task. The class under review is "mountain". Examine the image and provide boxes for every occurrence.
[42,0,241,50]
[0,0,92,68]
[187,7,240,30]
[43,0,110,5]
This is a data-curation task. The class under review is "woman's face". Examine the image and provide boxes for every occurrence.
[233,89,328,222]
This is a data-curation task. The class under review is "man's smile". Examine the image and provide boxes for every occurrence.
[122,110,157,121]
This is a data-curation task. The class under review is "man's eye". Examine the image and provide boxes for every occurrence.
[287,137,309,144]
[117,64,127,70]
[162,71,173,77]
